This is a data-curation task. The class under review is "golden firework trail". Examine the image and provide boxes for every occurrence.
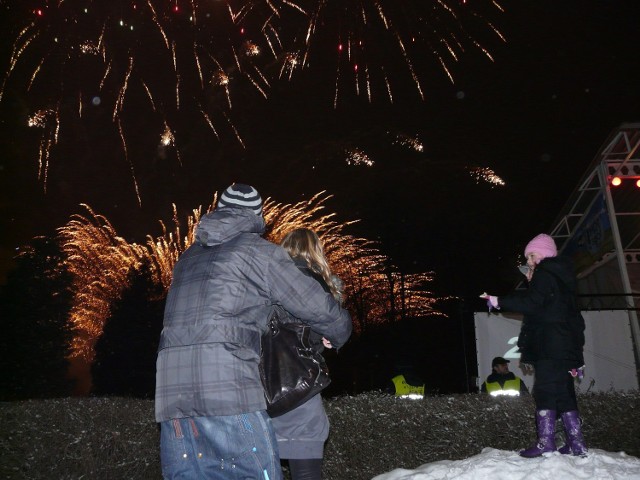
[467,166,506,187]
[345,148,374,167]
[1,1,288,194]
[271,0,506,105]
[59,192,443,361]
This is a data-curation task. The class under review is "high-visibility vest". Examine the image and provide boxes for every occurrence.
[391,375,425,397]
[485,377,521,396]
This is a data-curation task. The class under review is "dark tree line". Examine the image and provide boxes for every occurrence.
[91,265,165,398]
[0,236,167,400]
[0,237,74,400]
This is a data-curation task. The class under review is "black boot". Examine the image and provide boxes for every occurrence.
[288,458,323,480]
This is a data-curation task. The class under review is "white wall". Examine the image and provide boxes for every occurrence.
[474,310,639,393]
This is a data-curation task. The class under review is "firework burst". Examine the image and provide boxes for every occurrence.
[26,107,59,189]
[58,205,149,359]
[58,192,443,360]
[58,200,206,360]
[1,0,288,202]
[264,0,506,106]
[467,165,506,187]
[345,148,374,166]
[393,132,424,153]
[2,0,506,204]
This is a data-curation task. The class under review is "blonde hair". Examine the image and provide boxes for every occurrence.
[281,228,342,302]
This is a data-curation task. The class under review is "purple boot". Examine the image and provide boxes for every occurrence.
[558,410,588,456]
[519,409,557,458]
[558,443,571,455]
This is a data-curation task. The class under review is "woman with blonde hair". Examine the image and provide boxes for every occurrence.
[280,228,343,304]
[271,228,348,480]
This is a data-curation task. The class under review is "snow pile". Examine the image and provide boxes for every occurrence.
[322,391,640,480]
[373,448,640,480]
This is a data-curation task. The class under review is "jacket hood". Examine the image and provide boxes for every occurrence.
[195,208,265,246]
[537,256,576,292]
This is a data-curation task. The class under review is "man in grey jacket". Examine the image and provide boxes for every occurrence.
[155,183,352,480]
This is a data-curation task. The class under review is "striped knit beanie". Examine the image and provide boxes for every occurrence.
[217,183,263,215]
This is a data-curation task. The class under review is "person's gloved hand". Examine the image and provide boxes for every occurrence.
[322,337,333,349]
[479,293,500,312]
[569,365,585,380]
[520,362,534,376]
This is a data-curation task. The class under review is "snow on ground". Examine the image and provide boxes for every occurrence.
[372,448,640,480]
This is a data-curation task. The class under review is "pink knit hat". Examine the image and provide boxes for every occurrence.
[524,234,557,260]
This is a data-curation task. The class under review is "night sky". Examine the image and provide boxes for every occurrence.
[1,0,639,300]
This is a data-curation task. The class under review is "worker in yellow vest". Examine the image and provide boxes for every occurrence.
[481,357,529,396]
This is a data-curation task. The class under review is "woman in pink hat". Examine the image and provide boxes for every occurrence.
[482,233,587,458]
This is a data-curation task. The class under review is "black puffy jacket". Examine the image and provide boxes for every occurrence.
[499,256,585,367]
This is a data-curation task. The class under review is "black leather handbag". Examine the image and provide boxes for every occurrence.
[259,306,331,417]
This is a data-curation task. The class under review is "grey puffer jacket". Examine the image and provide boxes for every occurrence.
[155,208,352,421]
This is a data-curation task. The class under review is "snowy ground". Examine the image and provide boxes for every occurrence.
[372,448,640,480]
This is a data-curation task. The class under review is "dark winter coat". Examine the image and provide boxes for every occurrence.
[155,208,352,422]
[499,256,585,368]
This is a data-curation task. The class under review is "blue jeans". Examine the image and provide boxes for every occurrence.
[160,411,283,480]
